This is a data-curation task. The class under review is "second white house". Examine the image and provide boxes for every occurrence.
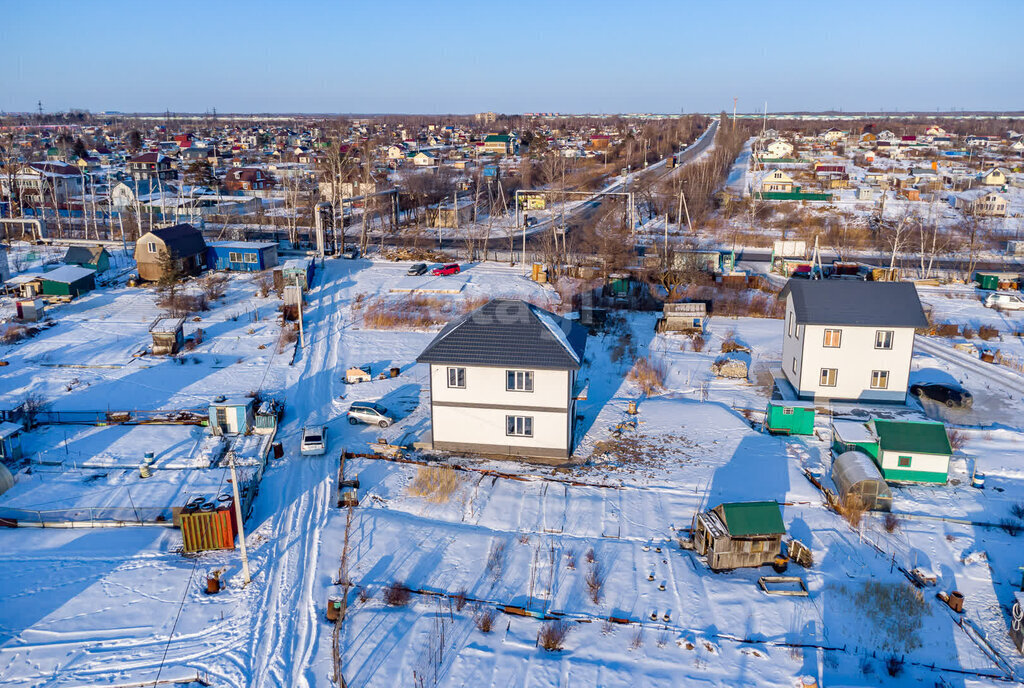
[779,280,928,403]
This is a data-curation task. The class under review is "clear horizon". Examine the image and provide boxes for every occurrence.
[2,0,1022,115]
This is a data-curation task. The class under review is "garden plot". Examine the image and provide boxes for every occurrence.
[22,423,216,469]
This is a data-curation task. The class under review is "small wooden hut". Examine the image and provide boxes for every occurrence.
[694,501,785,571]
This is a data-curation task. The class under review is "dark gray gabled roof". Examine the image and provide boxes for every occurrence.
[147,223,207,258]
[779,279,928,328]
[416,299,587,370]
[63,245,107,264]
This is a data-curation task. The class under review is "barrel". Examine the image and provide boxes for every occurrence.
[949,591,964,613]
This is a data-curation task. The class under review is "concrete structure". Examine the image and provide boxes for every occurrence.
[780,280,927,402]
[150,316,186,355]
[417,299,587,461]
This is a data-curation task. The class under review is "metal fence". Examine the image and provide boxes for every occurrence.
[0,505,173,527]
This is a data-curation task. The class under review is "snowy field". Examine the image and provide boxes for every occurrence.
[1,259,1024,686]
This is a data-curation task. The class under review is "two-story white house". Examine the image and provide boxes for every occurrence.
[779,280,928,403]
[417,299,587,461]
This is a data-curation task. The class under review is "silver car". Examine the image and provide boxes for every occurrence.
[300,425,326,455]
[347,402,393,428]
[984,292,1024,310]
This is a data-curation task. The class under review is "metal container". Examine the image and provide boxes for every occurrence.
[390,367,400,378]
[180,508,236,552]
[948,590,965,613]
[272,442,284,459]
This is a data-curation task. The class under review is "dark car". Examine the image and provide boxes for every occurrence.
[432,263,461,276]
[910,383,973,408]
[407,262,427,276]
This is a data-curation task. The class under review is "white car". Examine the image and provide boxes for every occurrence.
[347,402,393,428]
[300,425,326,455]
[983,292,1024,310]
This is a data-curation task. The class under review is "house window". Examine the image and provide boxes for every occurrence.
[875,330,894,350]
[447,367,465,389]
[871,370,889,389]
[897,455,912,467]
[788,313,795,337]
[148,242,157,253]
[823,329,842,348]
[506,415,533,437]
[506,370,534,392]
[749,540,765,553]
[782,407,794,416]
[244,253,258,263]
[791,358,798,374]
[228,252,242,263]
[820,368,838,387]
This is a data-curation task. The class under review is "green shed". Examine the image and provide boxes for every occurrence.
[39,265,96,297]
[870,419,951,484]
[831,420,879,459]
[764,400,815,435]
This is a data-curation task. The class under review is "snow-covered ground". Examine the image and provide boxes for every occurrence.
[2,260,1024,687]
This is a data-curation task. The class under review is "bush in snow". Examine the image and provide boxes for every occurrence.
[474,608,496,633]
[538,620,571,651]
[585,562,604,604]
[408,465,463,503]
[383,581,411,606]
[628,356,667,395]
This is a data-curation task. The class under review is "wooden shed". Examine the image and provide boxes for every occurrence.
[694,501,785,571]
[657,301,707,333]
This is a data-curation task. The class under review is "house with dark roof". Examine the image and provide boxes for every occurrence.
[127,152,177,181]
[63,245,110,273]
[779,280,928,402]
[133,224,207,281]
[416,299,587,461]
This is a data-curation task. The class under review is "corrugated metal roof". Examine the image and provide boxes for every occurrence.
[39,265,95,284]
[873,420,951,456]
[720,501,785,537]
[779,280,928,328]
[416,299,586,370]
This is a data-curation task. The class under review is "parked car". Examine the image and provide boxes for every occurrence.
[300,425,327,455]
[407,262,427,276]
[983,292,1024,310]
[342,245,359,259]
[910,383,973,408]
[347,402,393,428]
[432,263,461,276]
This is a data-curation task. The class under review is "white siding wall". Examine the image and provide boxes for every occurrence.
[879,450,950,476]
[430,365,569,409]
[431,406,569,451]
[797,323,915,402]
[781,299,803,391]
[429,364,572,454]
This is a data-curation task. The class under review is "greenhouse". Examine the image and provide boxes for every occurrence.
[831,450,892,512]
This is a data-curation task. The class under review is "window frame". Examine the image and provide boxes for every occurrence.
[244,252,258,264]
[228,252,242,263]
[819,368,838,387]
[870,370,889,389]
[897,455,912,468]
[147,241,157,253]
[874,330,894,350]
[506,415,533,437]
[446,366,466,389]
[823,328,842,348]
[506,369,534,392]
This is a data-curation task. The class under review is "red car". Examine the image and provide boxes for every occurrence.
[432,263,461,276]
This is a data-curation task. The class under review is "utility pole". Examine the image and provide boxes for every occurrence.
[732,98,737,131]
[227,451,251,586]
[295,276,305,348]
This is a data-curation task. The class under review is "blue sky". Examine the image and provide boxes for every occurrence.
[1,0,1021,114]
